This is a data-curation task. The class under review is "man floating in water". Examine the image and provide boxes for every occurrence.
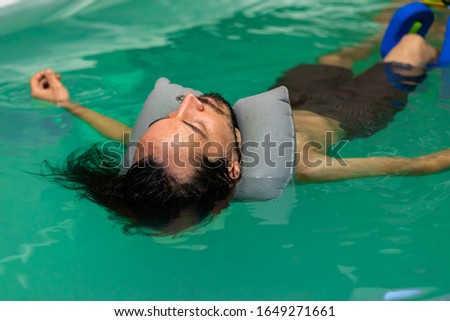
[30,3,449,235]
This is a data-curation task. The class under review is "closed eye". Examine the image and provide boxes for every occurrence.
[148,117,207,139]
[182,120,207,139]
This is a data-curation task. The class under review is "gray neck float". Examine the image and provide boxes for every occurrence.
[121,78,296,201]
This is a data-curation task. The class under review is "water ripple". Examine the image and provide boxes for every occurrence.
[65,74,117,106]
[0,81,32,109]
[382,180,450,224]
[0,219,75,266]
[0,74,116,109]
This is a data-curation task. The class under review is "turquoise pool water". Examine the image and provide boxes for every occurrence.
[1,0,449,300]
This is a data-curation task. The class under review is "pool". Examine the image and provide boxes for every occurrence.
[0,0,449,300]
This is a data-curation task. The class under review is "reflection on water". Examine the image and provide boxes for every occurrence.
[350,287,436,300]
[0,219,75,265]
[0,219,75,289]
[0,0,266,83]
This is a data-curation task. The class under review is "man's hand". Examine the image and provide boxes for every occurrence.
[30,69,70,105]
[29,68,132,143]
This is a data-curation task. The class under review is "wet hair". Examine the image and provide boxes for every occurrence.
[42,94,241,236]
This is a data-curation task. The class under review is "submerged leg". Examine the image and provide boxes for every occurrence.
[320,34,436,139]
[318,34,382,69]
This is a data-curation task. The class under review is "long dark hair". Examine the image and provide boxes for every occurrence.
[42,141,239,236]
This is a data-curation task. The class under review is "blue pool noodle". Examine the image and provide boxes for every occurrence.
[380,2,434,58]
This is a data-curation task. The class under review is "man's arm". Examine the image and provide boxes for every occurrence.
[30,69,132,144]
[296,148,450,183]
[58,101,132,144]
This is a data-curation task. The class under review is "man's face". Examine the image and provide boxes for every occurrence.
[137,93,241,181]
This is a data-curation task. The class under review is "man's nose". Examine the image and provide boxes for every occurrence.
[177,93,205,116]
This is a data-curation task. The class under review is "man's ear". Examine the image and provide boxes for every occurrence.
[228,160,241,181]
[228,127,242,181]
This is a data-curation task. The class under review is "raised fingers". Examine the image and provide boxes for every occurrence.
[44,69,63,88]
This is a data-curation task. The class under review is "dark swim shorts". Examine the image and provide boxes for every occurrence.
[272,62,426,139]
